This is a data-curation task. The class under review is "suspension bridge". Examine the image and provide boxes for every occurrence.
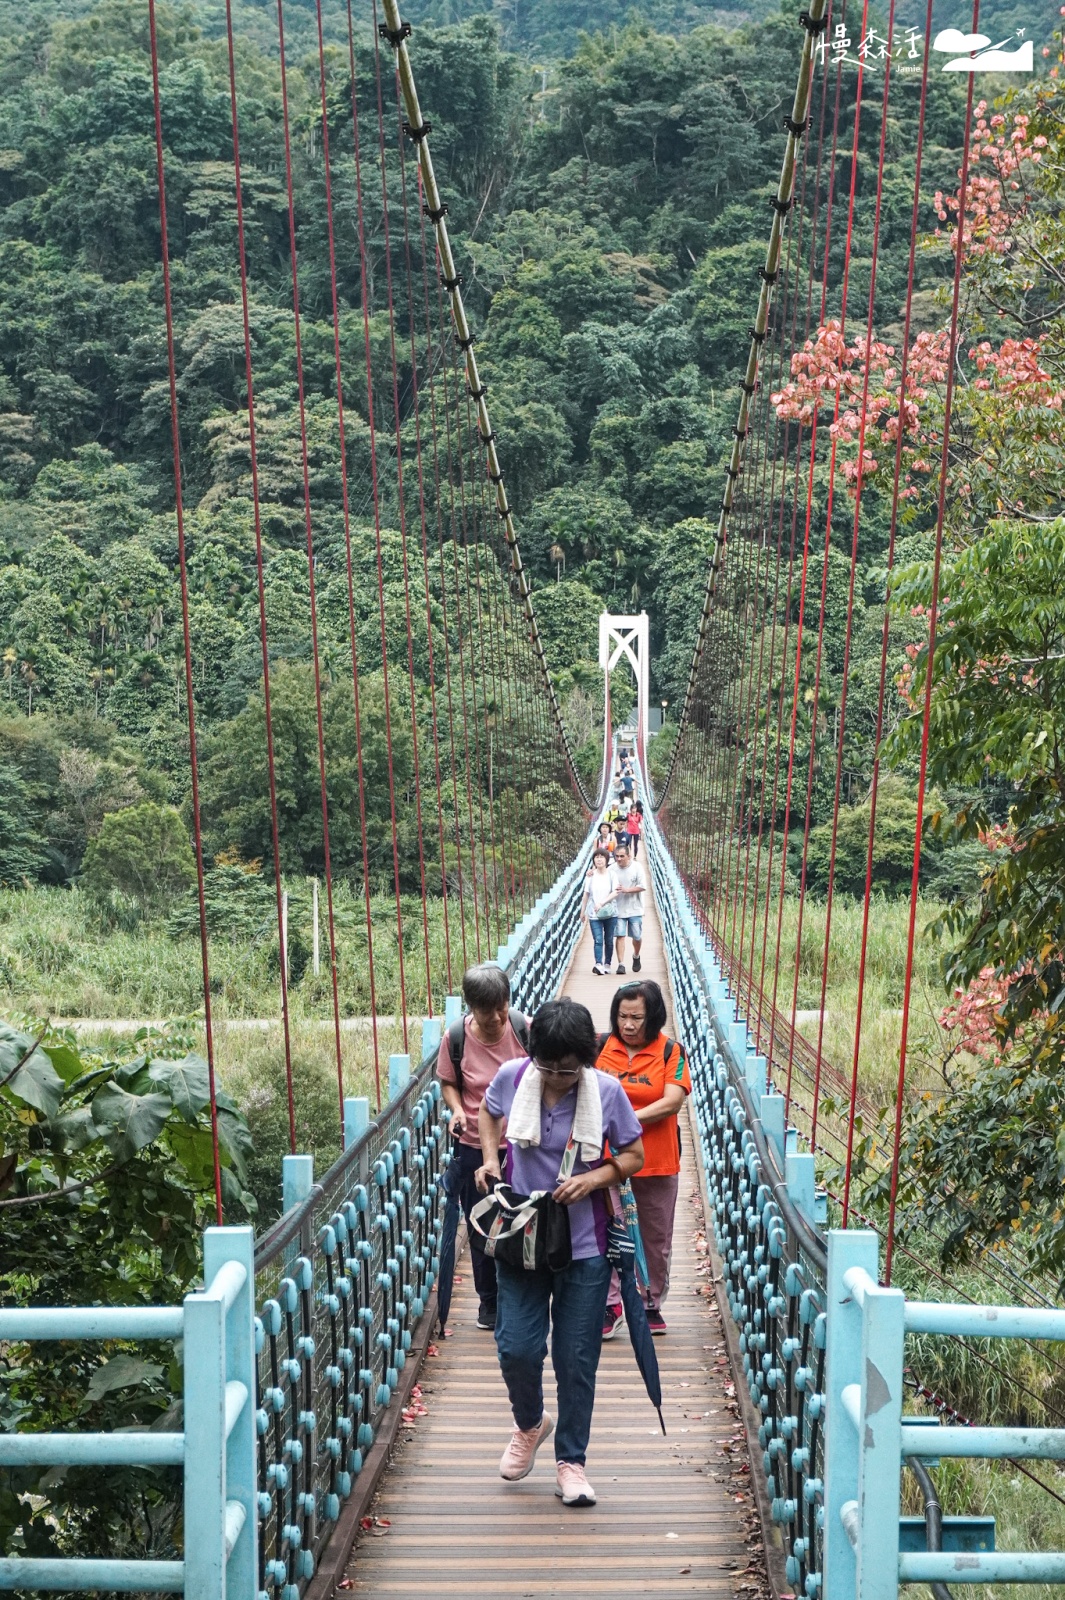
[2,0,1064,1596]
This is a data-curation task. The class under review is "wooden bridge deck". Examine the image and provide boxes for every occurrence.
[349,863,765,1598]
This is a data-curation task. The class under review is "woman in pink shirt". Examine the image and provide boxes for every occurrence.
[625,801,643,857]
[437,963,529,1331]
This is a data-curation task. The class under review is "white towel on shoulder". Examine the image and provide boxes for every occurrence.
[507,1061,603,1165]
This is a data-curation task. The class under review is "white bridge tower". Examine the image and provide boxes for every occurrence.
[598,612,650,758]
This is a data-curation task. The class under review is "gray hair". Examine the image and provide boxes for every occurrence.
[462,962,511,1010]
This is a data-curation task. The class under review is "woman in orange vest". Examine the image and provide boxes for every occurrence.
[596,980,691,1336]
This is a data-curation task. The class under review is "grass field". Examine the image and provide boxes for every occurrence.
[0,881,501,1024]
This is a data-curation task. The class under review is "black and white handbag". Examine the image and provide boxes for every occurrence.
[468,1136,577,1273]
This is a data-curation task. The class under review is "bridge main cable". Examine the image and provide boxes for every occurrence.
[655,0,828,803]
[377,0,598,809]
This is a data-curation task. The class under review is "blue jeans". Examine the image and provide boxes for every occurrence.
[495,1254,611,1464]
[590,915,616,966]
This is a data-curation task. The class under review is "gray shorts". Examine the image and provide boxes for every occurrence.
[615,915,643,938]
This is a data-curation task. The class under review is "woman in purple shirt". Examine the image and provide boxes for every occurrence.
[476,998,643,1508]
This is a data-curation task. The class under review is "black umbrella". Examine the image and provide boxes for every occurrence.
[435,1139,463,1334]
[606,1213,666,1434]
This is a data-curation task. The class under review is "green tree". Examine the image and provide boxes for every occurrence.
[869,521,1065,1281]
[81,801,196,917]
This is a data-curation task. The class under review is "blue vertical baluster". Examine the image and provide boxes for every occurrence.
[823,1230,879,1600]
[344,1097,369,1150]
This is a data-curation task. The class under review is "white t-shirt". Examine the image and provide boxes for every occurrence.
[613,860,646,918]
[584,865,619,916]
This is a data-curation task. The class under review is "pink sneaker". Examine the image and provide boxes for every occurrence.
[499,1414,553,1481]
[555,1461,597,1506]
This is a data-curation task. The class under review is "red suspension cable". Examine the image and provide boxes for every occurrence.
[147,0,223,1221]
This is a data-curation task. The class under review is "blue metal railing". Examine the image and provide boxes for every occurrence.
[646,770,1065,1598]
[643,787,830,1597]
[0,1227,257,1596]
[246,822,596,1598]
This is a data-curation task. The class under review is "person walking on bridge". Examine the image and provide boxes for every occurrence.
[597,981,690,1337]
[624,799,643,858]
[612,842,645,976]
[437,963,530,1332]
[475,998,644,1507]
[584,848,619,975]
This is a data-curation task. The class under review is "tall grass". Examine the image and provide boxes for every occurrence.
[754,892,951,1103]
[0,882,506,1023]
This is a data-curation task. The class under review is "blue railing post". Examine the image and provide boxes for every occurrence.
[760,1093,786,1164]
[785,1150,817,1229]
[422,1016,442,1061]
[202,1226,257,1600]
[282,1152,313,1215]
[389,1052,411,1101]
[344,1096,370,1149]
[823,1230,878,1600]
[853,1274,905,1599]
[444,993,462,1028]
[184,1226,257,1600]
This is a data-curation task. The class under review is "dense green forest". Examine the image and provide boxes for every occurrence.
[0,0,991,892]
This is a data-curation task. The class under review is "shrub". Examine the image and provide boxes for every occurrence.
[81,802,195,919]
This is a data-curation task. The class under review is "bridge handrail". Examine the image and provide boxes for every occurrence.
[248,797,601,1597]
[647,767,1065,1599]
[825,1234,1065,1597]
[644,773,832,1596]
[0,1227,257,1599]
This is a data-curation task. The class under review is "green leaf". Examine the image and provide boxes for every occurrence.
[216,1105,253,1185]
[0,1026,63,1121]
[48,1107,101,1155]
[167,1121,220,1190]
[42,1043,86,1086]
[148,1053,211,1124]
[91,1082,172,1161]
[84,1354,165,1407]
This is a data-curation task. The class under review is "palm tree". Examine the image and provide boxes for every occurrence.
[20,649,39,715]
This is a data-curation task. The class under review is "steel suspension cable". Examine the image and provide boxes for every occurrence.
[372,28,435,1016]
[273,0,346,1104]
[314,0,385,1107]
[147,0,223,1220]
[805,0,881,1146]
[782,17,851,1120]
[842,0,936,1223]
[346,0,412,1047]
[886,1,980,1283]
[653,0,829,806]
[222,0,298,1148]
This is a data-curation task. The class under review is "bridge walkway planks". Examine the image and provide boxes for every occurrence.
[348,856,765,1598]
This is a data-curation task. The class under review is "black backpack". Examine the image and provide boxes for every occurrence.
[447,1008,530,1098]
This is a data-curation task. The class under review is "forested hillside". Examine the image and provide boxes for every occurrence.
[0,0,1058,918]
[0,0,879,886]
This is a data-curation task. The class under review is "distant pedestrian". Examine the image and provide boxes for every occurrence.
[612,843,645,976]
[584,849,619,975]
[437,963,530,1331]
[596,821,617,856]
[625,800,643,858]
[476,998,644,1506]
[596,981,690,1338]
